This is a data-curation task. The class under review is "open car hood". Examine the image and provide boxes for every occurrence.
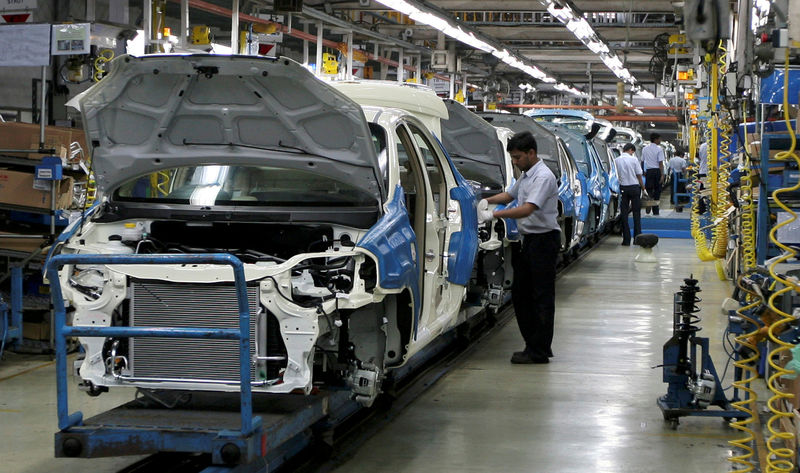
[477,112,561,171]
[440,100,506,189]
[76,54,383,201]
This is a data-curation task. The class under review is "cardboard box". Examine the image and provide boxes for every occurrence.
[0,232,48,254]
[0,122,87,160]
[23,321,50,341]
[0,169,74,210]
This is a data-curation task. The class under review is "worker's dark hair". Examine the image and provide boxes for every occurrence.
[507,131,537,153]
[622,143,636,152]
[650,133,661,142]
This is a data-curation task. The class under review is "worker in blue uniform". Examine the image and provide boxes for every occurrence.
[477,131,561,364]
[616,143,646,245]
[642,133,666,215]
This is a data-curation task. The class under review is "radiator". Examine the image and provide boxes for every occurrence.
[130,281,259,383]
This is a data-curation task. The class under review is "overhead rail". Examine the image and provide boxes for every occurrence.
[502,104,684,111]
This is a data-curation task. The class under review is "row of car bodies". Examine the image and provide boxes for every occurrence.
[51,54,623,406]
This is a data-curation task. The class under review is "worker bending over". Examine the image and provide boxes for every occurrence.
[477,131,560,364]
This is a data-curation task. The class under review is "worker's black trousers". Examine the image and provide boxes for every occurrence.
[645,168,662,215]
[511,230,560,359]
[619,184,642,245]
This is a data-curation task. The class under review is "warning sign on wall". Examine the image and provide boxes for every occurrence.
[0,11,32,22]
[0,0,36,12]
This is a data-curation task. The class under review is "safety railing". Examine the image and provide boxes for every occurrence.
[44,253,259,437]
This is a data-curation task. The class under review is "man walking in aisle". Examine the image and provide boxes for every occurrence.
[642,133,666,215]
[477,131,560,364]
[615,143,646,245]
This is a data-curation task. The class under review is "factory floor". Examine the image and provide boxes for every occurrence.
[333,237,743,473]
[0,237,746,472]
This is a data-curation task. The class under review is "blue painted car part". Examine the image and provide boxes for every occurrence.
[526,109,595,122]
[45,253,260,439]
[356,186,421,331]
[0,267,23,359]
[759,68,800,104]
[447,185,479,286]
[434,137,480,286]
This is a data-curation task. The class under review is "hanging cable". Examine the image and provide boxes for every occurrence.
[765,48,800,473]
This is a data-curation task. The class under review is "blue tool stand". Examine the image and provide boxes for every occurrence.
[671,171,691,210]
[657,280,744,428]
[46,254,266,467]
[1,267,24,356]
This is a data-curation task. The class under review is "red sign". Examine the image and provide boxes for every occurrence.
[1,13,31,22]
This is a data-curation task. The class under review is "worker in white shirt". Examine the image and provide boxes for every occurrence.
[641,133,666,215]
[697,141,708,178]
[615,143,646,246]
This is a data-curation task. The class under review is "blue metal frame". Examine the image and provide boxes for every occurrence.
[756,134,800,265]
[2,267,24,351]
[44,253,260,438]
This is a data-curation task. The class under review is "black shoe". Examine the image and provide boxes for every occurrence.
[546,350,554,358]
[645,208,651,214]
[510,352,549,364]
[621,242,630,246]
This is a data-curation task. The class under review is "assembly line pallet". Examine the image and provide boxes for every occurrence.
[57,389,357,471]
[48,228,606,472]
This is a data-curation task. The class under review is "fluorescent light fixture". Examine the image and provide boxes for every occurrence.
[660,98,669,106]
[636,89,655,99]
[554,82,585,96]
[633,109,644,115]
[541,0,636,84]
[376,0,559,83]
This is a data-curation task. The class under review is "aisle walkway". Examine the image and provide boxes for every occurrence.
[334,238,739,473]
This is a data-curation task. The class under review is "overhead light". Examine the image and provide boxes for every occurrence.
[554,82,585,96]
[635,88,655,99]
[540,0,636,85]
[633,109,644,115]
[375,0,559,83]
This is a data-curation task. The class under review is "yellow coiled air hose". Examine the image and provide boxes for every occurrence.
[149,171,171,197]
[714,120,732,260]
[765,49,800,473]
[728,274,765,472]
[740,110,757,272]
[692,124,717,261]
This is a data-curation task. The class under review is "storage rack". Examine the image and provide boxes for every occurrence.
[755,133,800,265]
[0,151,65,356]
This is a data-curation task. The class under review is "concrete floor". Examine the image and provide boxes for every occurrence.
[333,237,742,473]
[0,237,746,472]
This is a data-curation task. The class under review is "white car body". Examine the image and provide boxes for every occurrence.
[54,55,477,406]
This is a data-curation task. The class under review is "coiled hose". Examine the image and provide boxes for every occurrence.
[740,114,757,273]
[691,124,717,261]
[728,274,764,472]
[765,49,800,473]
[714,119,732,260]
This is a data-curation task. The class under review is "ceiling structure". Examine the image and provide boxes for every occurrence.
[169,0,685,136]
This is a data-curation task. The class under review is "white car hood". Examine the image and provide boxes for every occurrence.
[77,54,383,201]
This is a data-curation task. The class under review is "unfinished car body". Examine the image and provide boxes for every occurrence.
[51,54,477,407]
[439,99,518,309]
[477,112,584,254]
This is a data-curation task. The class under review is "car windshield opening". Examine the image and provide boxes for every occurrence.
[114,165,378,207]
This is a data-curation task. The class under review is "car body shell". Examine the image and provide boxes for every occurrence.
[51,54,478,406]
